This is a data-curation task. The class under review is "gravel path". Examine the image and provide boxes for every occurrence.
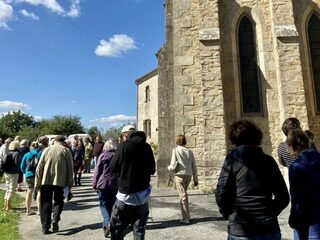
[13,173,293,240]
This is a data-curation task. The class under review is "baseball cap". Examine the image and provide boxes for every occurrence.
[38,136,48,143]
[121,125,135,133]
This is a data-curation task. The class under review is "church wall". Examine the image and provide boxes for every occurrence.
[156,0,319,188]
[292,0,320,147]
[136,72,159,145]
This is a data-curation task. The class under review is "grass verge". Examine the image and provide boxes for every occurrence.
[0,189,24,240]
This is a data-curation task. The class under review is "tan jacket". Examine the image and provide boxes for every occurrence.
[168,145,198,182]
[35,142,73,189]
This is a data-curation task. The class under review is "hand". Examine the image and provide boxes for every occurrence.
[194,181,198,187]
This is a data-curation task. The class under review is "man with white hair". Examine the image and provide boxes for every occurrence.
[0,138,13,161]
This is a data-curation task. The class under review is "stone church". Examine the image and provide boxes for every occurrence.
[136,0,320,188]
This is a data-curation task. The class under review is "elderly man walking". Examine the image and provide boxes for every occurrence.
[35,135,73,235]
[109,126,156,240]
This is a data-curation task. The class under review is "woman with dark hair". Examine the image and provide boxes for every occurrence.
[277,117,301,168]
[72,140,84,186]
[287,129,320,240]
[167,134,198,224]
[216,120,289,240]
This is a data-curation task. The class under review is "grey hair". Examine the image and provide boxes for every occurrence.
[103,139,115,151]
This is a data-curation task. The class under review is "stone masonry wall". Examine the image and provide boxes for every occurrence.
[156,0,318,188]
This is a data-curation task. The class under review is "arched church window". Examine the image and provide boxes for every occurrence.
[145,86,150,102]
[308,13,320,113]
[238,15,262,114]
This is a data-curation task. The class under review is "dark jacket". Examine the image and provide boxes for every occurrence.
[289,149,320,232]
[92,149,118,190]
[93,142,104,157]
[215,146,289,236]
[73,146,84,166]
[110,131,156,194]
[5,150,22,174]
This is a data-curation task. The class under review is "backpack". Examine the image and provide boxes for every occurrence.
[0,152,14,172]
[26,153,39,171]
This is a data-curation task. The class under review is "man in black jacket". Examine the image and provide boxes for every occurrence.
[109,126,156,240]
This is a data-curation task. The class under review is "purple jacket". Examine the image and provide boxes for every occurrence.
[92,149,118,190]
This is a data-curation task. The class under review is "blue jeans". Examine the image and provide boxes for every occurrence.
[228,233,281,240]
[294,223,320,240]
[97,189,117,228]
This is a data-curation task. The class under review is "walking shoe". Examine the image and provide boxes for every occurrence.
[52,222,59,233]
[103,224,111,238]
[179,218,190,224]
[42,229,51,235]
[26,211,35,216]
[67,192,73,201]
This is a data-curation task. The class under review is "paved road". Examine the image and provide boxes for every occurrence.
[15,173,293,240]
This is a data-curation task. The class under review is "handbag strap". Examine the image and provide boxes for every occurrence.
[174,147,180,165]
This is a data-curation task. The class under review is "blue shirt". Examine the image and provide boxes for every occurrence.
[20,149,40,178]
[116,186,151,206]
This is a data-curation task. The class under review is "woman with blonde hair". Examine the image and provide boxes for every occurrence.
[3,140,22,210]
[93,139,118,238]
[167,134,198,224]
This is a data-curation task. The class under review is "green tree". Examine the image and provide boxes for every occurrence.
[18,126,41,141]
[87,126,102,140]
[104,126,123,142]
[0,111,36,139]
[41,115,85,136]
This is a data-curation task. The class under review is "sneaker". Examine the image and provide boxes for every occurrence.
[103,224,111,238]
[67,192,73,201]
[36,211,40,216]
[42,229,51,235]
[179,218,190,224]
[52,222,59,233]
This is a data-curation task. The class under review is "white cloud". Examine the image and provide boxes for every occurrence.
[33,115,43,122]
[0,111,42,122]
[16,0,81,17]
[0,0,14,29]
[67,0,80,17]
[95,34,138,57]
[91,114,136,125]
[17,0,64,15]
[19,9,39,20]
[0,0,81,30]
[0,100,30,110]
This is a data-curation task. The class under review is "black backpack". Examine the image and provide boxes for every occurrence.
[0,153,14,172]
[26,153,39,171]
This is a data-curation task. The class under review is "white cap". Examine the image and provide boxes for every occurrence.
[121,125,135,133]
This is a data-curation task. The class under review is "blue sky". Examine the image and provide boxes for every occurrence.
[0,0,165,129]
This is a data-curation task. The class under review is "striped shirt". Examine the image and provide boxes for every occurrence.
[277,141,297,168]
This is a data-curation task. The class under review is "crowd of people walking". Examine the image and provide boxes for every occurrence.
[0,118,319,240]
